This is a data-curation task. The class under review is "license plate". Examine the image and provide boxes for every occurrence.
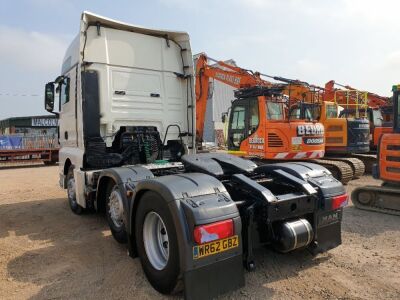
[193,235,239,259]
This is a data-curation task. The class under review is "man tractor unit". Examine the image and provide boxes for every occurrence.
[45,12,347,299]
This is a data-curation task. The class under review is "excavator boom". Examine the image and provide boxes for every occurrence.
[195,54,270,143]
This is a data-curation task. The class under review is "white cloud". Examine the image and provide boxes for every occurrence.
[340,0,400,24]
[0,26,70,73]
[295,59,324,75]
[383,50,400,68]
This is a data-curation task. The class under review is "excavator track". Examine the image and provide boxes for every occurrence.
[325,157,365,179]
[310,159,354,185]
[351,185,400,216]
[351,153,377,174]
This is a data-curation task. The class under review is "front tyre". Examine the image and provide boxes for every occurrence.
[135,191,181,294]
[106,183,128,243]
[66,166,83,215]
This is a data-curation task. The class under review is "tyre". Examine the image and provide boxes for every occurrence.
[66,166,83,215]
[135,191,181,294]
[105,183,128,243]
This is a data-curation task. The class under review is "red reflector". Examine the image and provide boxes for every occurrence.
[194,219,234,244]
[332,194,348,210]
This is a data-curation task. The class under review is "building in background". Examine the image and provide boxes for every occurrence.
[0,115,58,136]
[194,54,237,145]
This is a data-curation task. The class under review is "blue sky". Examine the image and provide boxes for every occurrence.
[1,0,399,119]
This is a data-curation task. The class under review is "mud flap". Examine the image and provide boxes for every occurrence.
[183,255,244,300]
[310,209,343,254]
[134,173,245,298]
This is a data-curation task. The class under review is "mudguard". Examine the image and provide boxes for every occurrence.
[255,162,345,254]
[134,173,244,300]
[255,162,345,198]
[181,153,257,176]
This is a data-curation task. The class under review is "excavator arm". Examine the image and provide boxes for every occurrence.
[195,53,271,144]
[325,80,390,108]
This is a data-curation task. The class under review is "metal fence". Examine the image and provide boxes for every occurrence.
[0,135,59,150]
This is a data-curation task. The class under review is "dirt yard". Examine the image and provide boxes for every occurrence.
[0,166,399,300]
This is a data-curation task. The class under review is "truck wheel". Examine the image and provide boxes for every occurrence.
[135,191,181,294]
[106,184,128,243]
[66,166,83,215]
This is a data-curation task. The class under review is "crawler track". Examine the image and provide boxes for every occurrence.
[351,153,377,174]
[351,185,400,216]
[325,157,365,179]
[311,159,354,185]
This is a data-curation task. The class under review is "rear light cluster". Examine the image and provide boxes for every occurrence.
[332,194,348,210]
[194,219,234,244]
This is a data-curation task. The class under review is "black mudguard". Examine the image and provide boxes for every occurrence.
[134,173,244,300]
[99,168,244,299]
[255,162,345,254]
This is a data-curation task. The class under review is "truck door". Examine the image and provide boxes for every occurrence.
[228,98,259,151]
[58,67,78,147]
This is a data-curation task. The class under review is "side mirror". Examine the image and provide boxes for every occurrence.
[44,82,55,112]
[221,114,226,123]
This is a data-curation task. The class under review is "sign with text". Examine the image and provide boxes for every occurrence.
[31,118,58,127]
[0,136,22,149]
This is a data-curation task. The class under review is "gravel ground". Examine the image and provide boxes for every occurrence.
[0,166,399,299]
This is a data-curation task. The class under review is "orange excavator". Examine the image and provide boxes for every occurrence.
[268,78,367,181]
[195,54,326,161]
[351,84,400,215]
[327,81,393,150]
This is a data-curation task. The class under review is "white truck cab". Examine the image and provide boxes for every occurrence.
[44,12,346,300]
[46,12,195,192]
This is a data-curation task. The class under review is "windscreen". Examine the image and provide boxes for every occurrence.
[266,102,284,120]
[326,104,338,118]
[372,109,383,127]
[289,103,318,121]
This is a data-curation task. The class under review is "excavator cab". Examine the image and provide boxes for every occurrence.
[227,87,325,160]
[321,98,370,154]
[395,87,400,133]
[352,85,400,215]
[339,107,393,150]
[376,86,400,182]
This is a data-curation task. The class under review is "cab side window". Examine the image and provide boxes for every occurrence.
[231,105,245,130]
[60,77,70,105]
[326,105,337,118]
[249,98,259,131]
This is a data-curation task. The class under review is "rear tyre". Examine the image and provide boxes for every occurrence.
[135,191,181,294]
[66,166,83,215]
[106,183,128,243]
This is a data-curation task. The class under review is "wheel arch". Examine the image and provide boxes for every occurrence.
[64,158,72,175]
[96,175,116,213]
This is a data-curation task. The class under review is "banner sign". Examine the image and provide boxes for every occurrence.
[31,118,58,127]
[0,136,23,150]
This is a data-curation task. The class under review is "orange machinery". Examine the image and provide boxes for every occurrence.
[195,54,325,160]
[274,79,370,155]
[351,84,400,215]
[325,80,393,150]
[273,80,367,180]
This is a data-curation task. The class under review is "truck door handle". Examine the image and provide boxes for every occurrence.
[64,131,68,140]
[150,93,160,97]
